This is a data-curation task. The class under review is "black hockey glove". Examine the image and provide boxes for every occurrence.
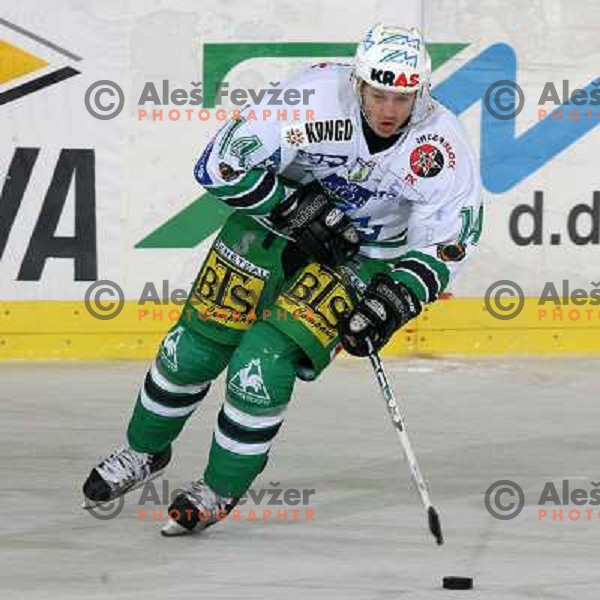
[338,273,422,357]
[269,181,360,267]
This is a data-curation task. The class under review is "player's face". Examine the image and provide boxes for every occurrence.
[361,84,416,137]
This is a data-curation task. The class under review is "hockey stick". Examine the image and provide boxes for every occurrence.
[337,266,443,544]
[365,337,443,545]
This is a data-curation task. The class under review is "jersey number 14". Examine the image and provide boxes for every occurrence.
[458,205,484,245]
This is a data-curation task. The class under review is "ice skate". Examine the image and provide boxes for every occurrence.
[82,445,171,508]
[161,480,238,536]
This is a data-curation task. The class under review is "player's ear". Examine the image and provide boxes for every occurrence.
[359,81,366,97]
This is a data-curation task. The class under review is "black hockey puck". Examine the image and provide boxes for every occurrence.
[442,576,473,590]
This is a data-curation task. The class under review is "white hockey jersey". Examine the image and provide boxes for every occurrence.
[195,63,482,304]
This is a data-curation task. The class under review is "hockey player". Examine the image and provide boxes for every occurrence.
[83,24,482,535]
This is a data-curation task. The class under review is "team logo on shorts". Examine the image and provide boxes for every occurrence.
[229,359,271,403]
[160,326,184,371]
[409,143,445,178]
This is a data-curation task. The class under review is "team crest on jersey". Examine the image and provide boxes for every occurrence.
[409,143,445,178]
[415,133,457,169]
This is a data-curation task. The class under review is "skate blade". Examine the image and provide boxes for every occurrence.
[81,468,167,510]
[161,519,193,537]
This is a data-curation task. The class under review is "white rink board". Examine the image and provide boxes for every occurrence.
[1,0,598,300]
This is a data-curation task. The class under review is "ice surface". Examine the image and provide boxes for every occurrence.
[1,357,599,599]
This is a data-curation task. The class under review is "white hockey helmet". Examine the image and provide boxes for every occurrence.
[353,24,434,127]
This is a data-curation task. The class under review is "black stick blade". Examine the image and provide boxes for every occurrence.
[428,506,444,545]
